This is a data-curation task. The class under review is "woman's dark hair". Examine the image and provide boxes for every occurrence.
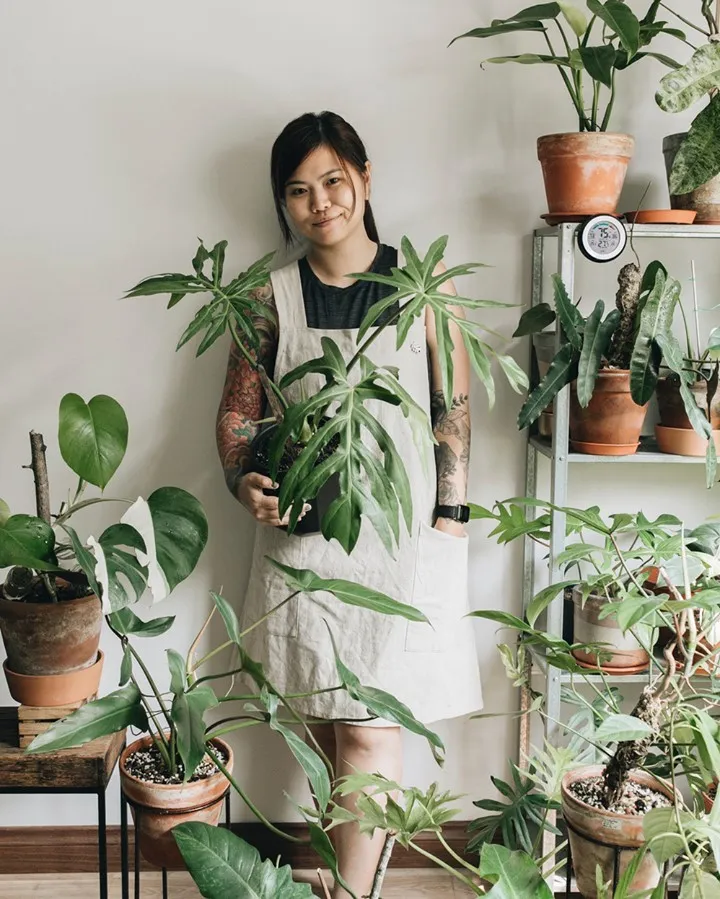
[270,111,379,245]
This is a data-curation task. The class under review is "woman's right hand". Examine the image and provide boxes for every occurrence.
[237,472,310,526]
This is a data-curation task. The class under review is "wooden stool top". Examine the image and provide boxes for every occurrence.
[0,707,124,791]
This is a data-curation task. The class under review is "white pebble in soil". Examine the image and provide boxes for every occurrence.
[570,776,671,815]
[125,745,227,785]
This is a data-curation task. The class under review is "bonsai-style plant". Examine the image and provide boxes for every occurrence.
[0,393,207,706]
[655,1,720,216]
[126,237,527,553]
[450,2,683,216]
[516,260,681,455]
[27,559,444,876]
[470,499,720,896]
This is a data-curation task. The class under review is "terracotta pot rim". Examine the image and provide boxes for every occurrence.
[538,131,635,141]
[3,649,104,680]
[120,733,233,793]
[561,765,676,821]
[0,592,100,609]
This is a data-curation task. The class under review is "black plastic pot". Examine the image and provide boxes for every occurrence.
[249,424,341,536]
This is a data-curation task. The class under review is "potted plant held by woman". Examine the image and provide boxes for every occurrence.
[451,1,683,218]
[0,393,207,707]
[125,236,527,554]
[517,260,680,455]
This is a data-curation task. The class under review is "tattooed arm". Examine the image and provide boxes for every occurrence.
[426,263,471,535]
[216,281,278,499]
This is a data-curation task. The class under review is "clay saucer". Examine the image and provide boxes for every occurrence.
[573,657,650,675]
[570,440,639,456]
[624,209,697,225]
[540,212,618,226]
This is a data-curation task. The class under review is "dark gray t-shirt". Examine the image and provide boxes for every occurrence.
[299,243,399,330]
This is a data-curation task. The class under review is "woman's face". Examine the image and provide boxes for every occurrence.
[283,144,370,247]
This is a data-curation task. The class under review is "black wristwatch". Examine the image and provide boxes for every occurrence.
[435,504,470,524]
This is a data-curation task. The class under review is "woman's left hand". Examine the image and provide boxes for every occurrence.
[434,516,467,538]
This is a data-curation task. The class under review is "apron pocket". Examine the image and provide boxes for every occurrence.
[405,521,470,653]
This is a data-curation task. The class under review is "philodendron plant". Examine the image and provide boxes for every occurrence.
[516,260,681,423]
[656,2,720,194]
[126,237,527,554]
[450,1,682,133]
[470,499,720,892]
[0,393,207,612]
[28,562,446,899]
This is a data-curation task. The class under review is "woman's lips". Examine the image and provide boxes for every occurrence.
[313,215,341,228]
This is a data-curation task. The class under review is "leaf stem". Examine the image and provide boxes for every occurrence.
[408,840,481,893]
[238,591,300,639]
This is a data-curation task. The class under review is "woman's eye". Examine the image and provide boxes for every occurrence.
[327,177,341,186]
[289,187,306,197]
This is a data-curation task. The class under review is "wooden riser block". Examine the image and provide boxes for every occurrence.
[17,701,89,747]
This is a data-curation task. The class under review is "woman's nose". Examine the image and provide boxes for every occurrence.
[311,189,331,212]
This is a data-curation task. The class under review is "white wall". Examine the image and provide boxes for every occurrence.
[1,0,717,829]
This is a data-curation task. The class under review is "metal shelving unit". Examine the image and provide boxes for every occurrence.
[519,221,720,752]
[518,222,720,881]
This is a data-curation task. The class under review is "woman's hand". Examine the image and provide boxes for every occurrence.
[434,516,467,539]
[237,473,310,527]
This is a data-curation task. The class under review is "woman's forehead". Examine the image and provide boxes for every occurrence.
[288,145,345,184]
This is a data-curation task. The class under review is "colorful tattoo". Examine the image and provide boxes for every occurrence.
[216,282,278,494]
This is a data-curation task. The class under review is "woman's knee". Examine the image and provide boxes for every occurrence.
[335,724,402,757]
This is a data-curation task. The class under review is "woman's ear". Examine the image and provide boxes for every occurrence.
[363,161,372,200]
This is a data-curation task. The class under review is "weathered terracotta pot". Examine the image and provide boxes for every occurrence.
[656,376,720,430]
[120,734,233,869]
[664,133,720,224]
[570,371,648,454]
[571,590,650,672]
[562,766,675,899]
[3,650,104,707]
[0,593,103,676]
[537,133,635,217]
[655,425,720,457]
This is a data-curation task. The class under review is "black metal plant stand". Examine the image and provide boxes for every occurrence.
[120,786,231,899]
[563,819,670,898]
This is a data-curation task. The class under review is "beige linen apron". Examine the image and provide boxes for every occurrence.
[240,257,483,724]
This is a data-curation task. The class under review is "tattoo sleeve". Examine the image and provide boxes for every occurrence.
[431,391,471,506]
[216,281,278,497]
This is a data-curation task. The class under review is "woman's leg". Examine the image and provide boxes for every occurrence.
[331,724,403,899]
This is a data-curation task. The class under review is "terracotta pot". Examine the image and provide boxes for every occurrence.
[571,590,650,671]
[537,133,635,217]
[0,593,103,676]
[624,209,697,225]
[120,734,233,869]
[570,371,648,455]
[3,650,104,707]
[656,376,720,430]
[562,766,675,899]
[664,133,720,224]
[655,425,720,457]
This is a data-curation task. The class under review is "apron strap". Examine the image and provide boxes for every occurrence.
[270,260,305,331]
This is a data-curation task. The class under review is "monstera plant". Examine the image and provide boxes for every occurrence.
[126,237,527,554]
[0,393,207,706]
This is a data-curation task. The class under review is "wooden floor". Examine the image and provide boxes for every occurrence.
[0,870,479,897]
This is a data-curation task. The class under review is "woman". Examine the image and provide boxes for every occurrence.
[216,111,482,898]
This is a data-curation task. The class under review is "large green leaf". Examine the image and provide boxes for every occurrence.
[94,523,148,612]
[261,690,331,813]
[0,499,10,526]
[643,808,686,864]
[517,341,577,429]
[330,631,445,765]
[479,844,554,899]
[107,606,175,637]
[486,54,572,67]
[173,823,315,899]
[587,0,640,59]
[266,558,428,622]
[558,1,587,37]
[630,269,680,405]
[26,683,147,753]
[576,302,616,407]
[551,274,583,350]
[670,93,720,194]
[146,487,208,592]
[171,683,218,781]
[579,45,617,88]
[211,591,242,643]
[656,43,720,114]
[0,514,57,570]
[513,303,556,337]
[58,393,128,490]
[450,21,548,43]
[679,867,720,899]
[594,714,654,743]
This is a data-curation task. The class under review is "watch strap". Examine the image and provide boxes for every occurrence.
[435,504,470,524]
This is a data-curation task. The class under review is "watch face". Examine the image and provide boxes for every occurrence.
[579,215,627,263]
